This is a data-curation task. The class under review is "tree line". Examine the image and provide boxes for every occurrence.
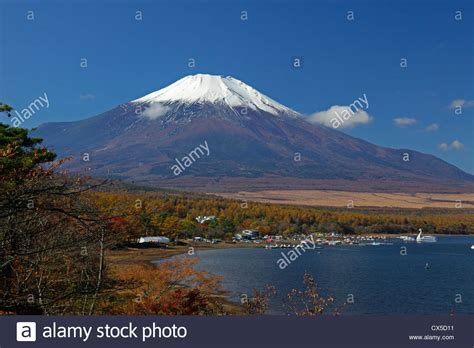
[90,190,474,242]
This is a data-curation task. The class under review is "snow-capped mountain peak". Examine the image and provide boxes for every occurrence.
[132,74,299,116]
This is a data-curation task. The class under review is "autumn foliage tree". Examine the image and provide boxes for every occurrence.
[0,114,109,314]
[87,190,474,241]
[100,258,224,315]
[284,273,336,316]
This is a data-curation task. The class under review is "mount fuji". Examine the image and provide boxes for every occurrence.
[34,74,473,192]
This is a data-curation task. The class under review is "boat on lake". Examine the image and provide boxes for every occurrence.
[399,235,415,242]
[416,229,437,243]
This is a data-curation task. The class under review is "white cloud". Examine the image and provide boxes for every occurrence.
[425,123,439,132]
[451,140,464,150]
[438,143,449,151]
[307,105,373,129]
[141,103,170,119]
[449,99,474,109]
[393,117,416,127]
[438,140,464,151]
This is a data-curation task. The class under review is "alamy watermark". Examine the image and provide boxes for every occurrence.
[277,235,316,270]
[171,140,210,176]
[329,93,369,129]
[10,92,50,127]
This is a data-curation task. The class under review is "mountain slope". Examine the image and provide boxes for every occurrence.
[34,74,474,193]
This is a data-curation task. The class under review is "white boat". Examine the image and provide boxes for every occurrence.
[470,245,474,250]
[416,229,437,243]
[399,236,415,242]
[138,236,170,244]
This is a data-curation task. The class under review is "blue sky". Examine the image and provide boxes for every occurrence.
[0,0,473,173]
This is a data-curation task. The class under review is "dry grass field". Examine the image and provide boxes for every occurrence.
[215,190,474,209]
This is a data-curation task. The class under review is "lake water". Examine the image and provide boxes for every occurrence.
[182,236,474,315]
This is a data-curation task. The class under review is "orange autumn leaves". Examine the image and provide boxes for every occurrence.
[90,191,474,241]
[101,258,224,315]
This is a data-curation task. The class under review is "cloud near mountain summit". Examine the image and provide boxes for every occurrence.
[306,105,373,129]
[142,103,170,119]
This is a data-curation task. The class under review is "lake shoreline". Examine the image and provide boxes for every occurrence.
[106,235,474,315]
[106,243,258,315]
[187,236,474,315]
[106,232,474,266]
[106,242,260,267]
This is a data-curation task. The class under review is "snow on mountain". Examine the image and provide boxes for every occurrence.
[32,73,474,192]
[132,74,299,116]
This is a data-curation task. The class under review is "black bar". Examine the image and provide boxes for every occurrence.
[2,315,473,347]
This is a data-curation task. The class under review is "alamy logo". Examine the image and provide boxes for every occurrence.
[16,322,37,342]
[10,92,50,127]
[171,140,210,176]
